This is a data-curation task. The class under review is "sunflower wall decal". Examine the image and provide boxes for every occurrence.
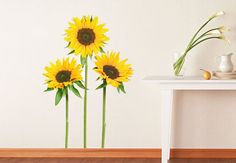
[94,52,133,148]
[65,16,109,148]
[65,16,109,57]
[43,15,132,148]
[43,58,85,148]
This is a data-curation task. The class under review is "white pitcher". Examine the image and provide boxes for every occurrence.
[218,53,234,72]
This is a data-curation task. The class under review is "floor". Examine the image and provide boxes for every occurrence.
[1,159,236,163]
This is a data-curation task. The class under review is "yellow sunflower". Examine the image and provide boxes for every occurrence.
[94,52,133,88]
[44,57,83,89]
[65,16,109,57]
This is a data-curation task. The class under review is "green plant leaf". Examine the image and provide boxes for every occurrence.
[117,87,120,93]
[80,55,87,67]
[63,87,68,96]
[96,82,107,90]
[96,77,100,81]
[68,50,75,55]
[55,89,63,106]
[44,80,52,84]
[119,83,126,94]
[44,88,54,92]
[69,85,82,98]
[99,47,105,53]
[65,42,71,48]
[75,81,87,90]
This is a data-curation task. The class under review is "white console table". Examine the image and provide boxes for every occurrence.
[144,76,236,163]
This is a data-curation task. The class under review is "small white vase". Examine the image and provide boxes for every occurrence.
[173,52,187,78]
[218,53,234,72]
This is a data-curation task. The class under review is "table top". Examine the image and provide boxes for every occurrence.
[144,76,236,83]
[143,76,236,90]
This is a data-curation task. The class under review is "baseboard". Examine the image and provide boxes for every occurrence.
[170,149,236,158]
[0,148,236,158]
[0,148,160,158]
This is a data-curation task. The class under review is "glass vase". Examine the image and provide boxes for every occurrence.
[173,52,187,78]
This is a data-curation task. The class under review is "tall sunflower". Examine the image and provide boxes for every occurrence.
[94,51,133,148]
[65,16,109,57]
[65,15,109,148]
[43,57,85,148]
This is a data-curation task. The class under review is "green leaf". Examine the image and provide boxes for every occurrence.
[69,85,82,98]
[96,82,107,90]
[44,80,52,84]
[63,87,68,96]
[75,81,87,90]
[99,47,105,53]
[68,50,75,55]
[44,88,54,92]
[65,42,71,48]
[118,83,126,94]
[80,55,87,67]
[55,89,63,106]
[117,87,120,93]
[96,77,100,81]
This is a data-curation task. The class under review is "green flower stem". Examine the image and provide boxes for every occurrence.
[191,27,221,46]
[83,57,88,148]
[174,54,186,68]
[174,57,186,75]
[185,17,214,51]
[187,36,222,52]
[174,14,223,76]
[174,36,222,75]
[65,90,69,148]
[101,83,107,148]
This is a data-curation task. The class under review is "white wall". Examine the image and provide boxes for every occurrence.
[0,0,236,148]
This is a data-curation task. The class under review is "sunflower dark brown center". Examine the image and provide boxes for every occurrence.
[103,65,119,79]
[77,28,95,46]
[56,70,71,83]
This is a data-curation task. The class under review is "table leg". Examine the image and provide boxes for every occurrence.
[161,89,173,163]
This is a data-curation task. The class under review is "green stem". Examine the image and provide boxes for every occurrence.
[65,90,69,148]
[173,54,186,68]
[187,36,221,53]
[174,36,221,75]
[101,83,107,148]
[185,17,214,52]
[83,57,88,148]
[175,57,185,75]
[174,16,219,76]
[191,27,220,46]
